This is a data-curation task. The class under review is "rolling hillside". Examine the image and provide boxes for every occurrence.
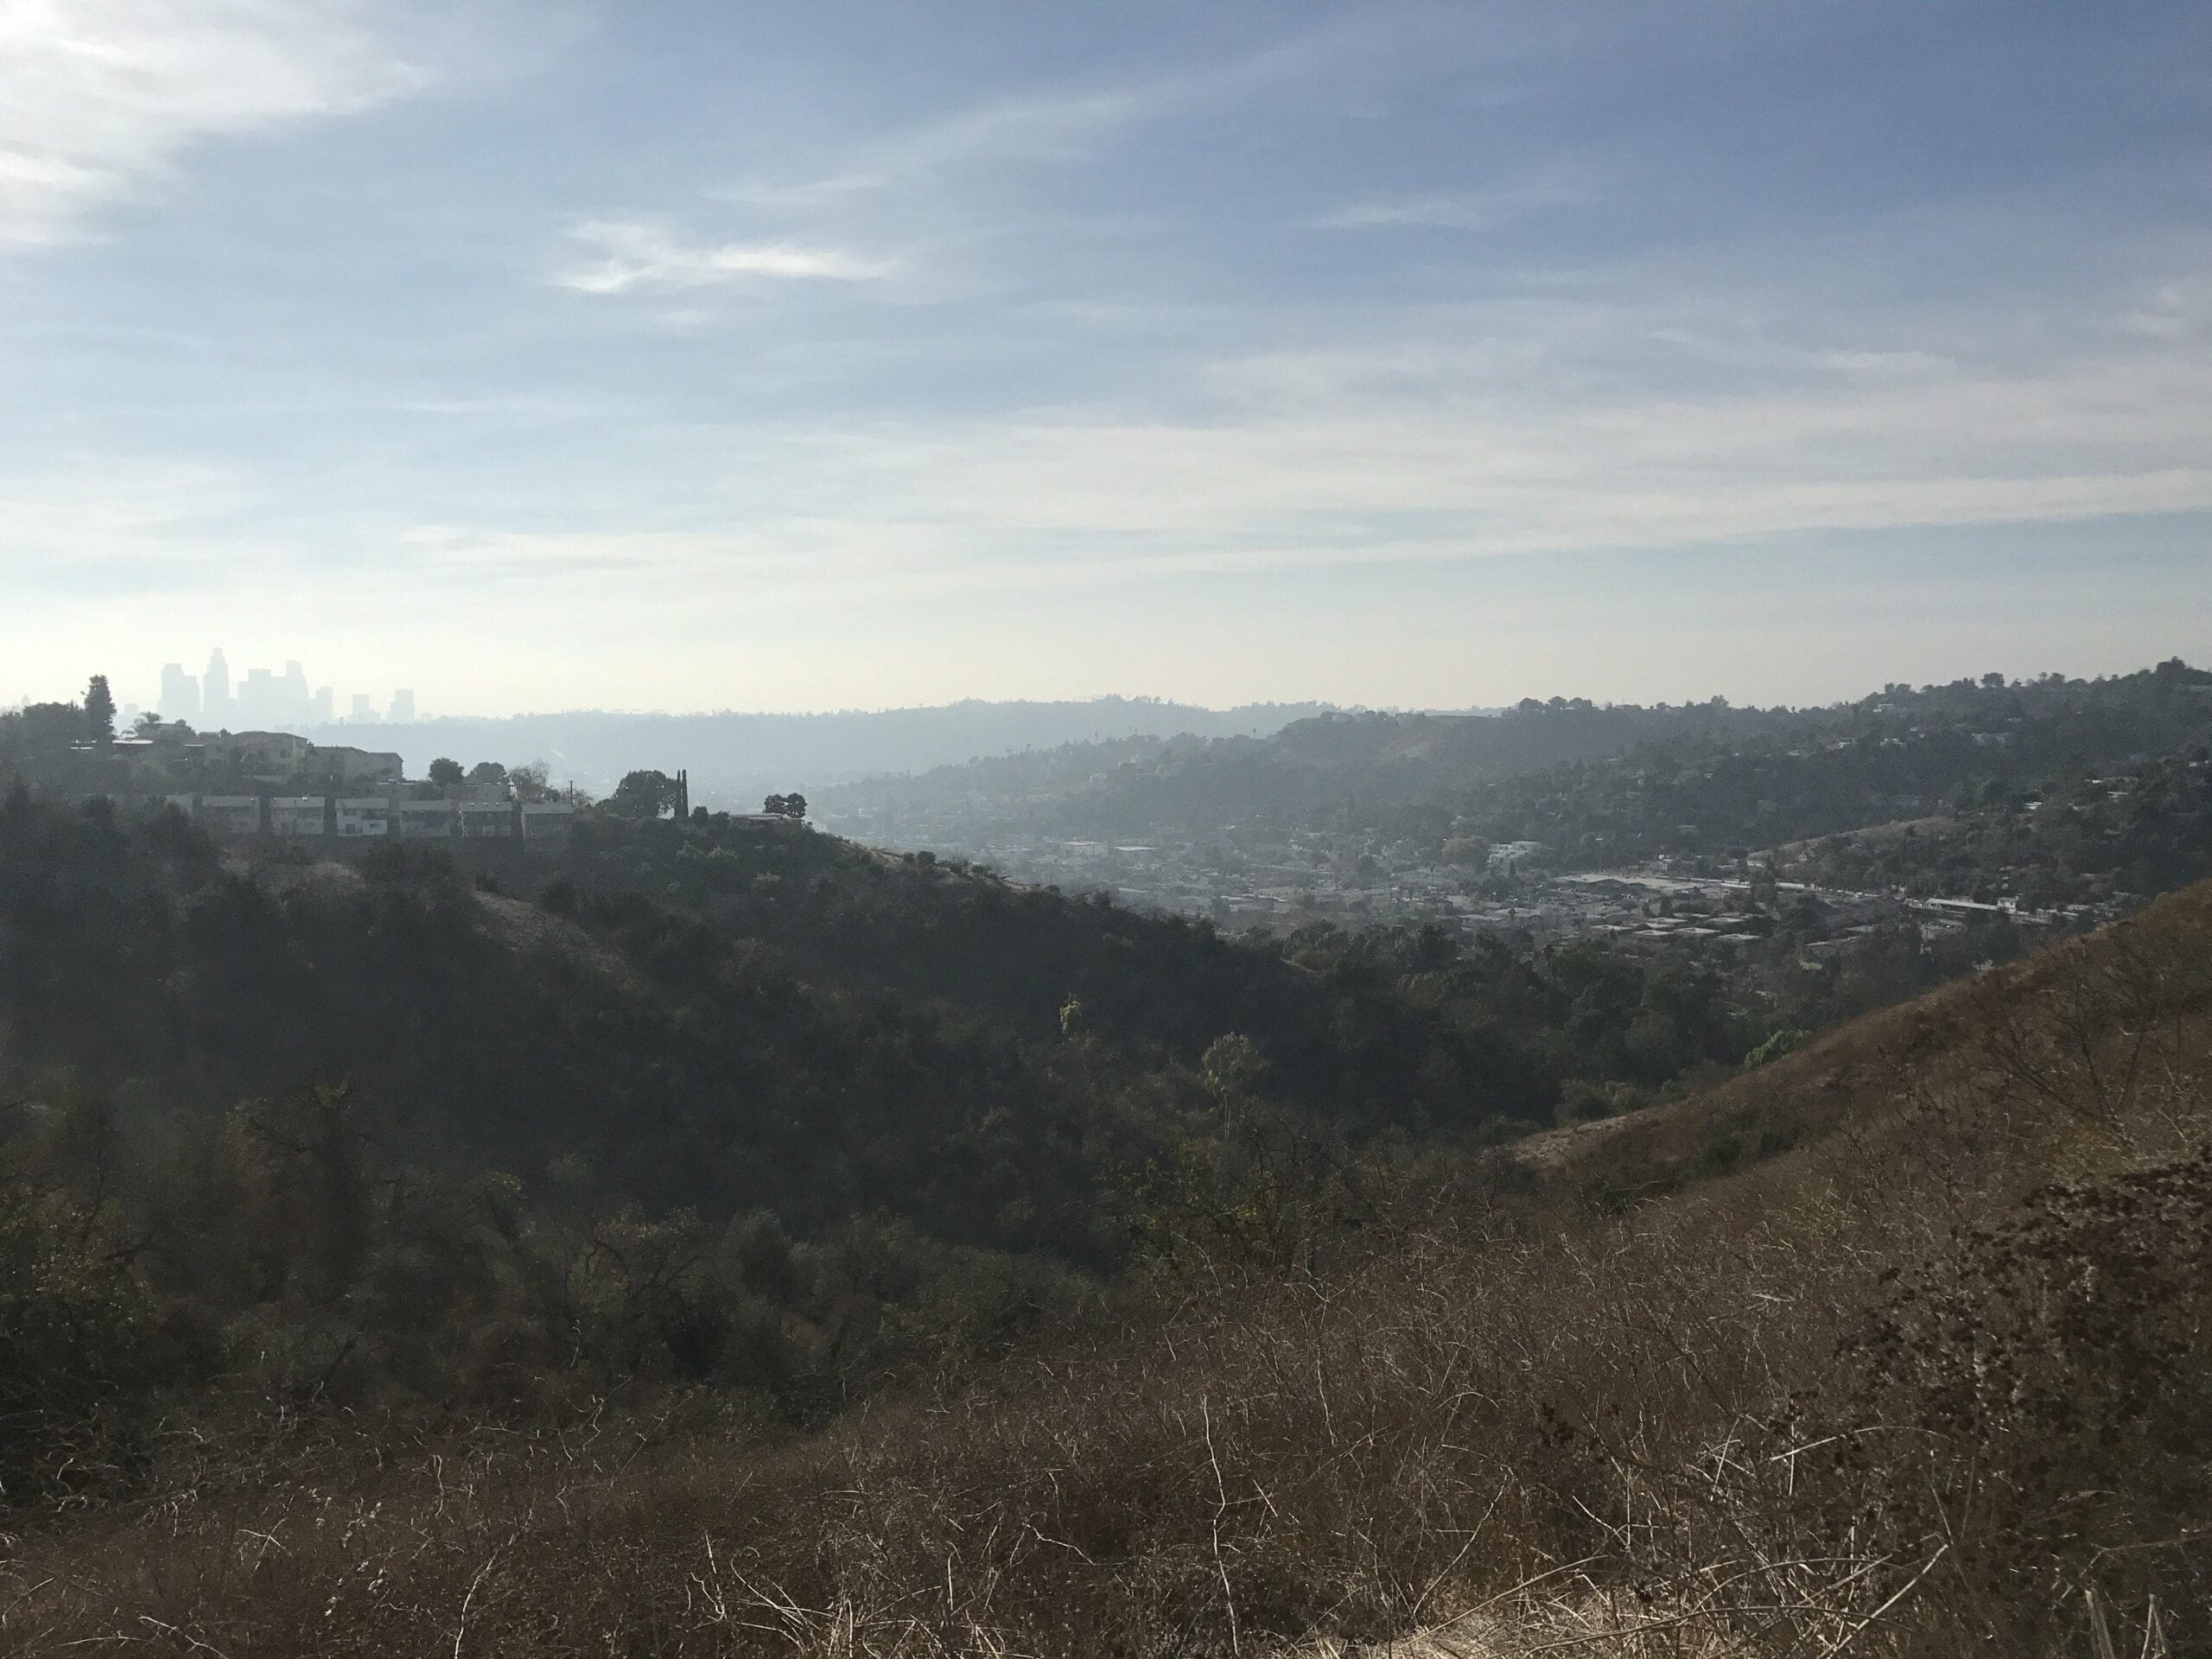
[6,857,2206,1655]
[821,661,2212,862]
[0,791,1796,1469]
[1514,874,2212,1179]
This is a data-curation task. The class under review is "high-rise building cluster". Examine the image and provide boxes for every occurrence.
[157,649,417,730]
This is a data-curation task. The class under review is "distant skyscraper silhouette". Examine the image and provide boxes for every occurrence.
[283,660,312,724]
[203,648,231,722]
[390,689,416,723]
[159,663,199,721]
[160,649,376,732]
[240,667,276,727]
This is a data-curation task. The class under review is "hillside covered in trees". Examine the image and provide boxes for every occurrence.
[0,791,1827,1473]
[822,660,2212,877]
[3,797,2208,1654]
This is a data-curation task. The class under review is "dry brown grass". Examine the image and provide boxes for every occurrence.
[6,887,2211,1657]
[1516,880,2212,1196]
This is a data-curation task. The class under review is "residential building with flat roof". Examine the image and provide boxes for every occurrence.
[336,798,391,837]
[270,798,327,836]
[394,799,458,840]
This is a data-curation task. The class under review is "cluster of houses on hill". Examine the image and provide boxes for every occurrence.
[115,721,408,787]
[92,723,576,845]
[165,791,575,844]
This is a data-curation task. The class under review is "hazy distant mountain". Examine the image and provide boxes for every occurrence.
[301,696,1332,800]
[820,662,2212,852]
[818,699,1779,836]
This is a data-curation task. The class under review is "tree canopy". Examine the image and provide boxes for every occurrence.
[612,768,683,818]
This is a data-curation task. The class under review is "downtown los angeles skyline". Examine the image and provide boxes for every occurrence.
[149,648,416,730]
[4,2,2211,716]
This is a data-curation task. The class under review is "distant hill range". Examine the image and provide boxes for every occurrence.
[300,696,1335,801]
[820,661,2212,855]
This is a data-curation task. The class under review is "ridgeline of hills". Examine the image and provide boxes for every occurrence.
[821,662,2212,905]
[287,696,1337,803]
[3,791,2206,1653]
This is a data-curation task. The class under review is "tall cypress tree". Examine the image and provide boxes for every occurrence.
[85,675,117,746]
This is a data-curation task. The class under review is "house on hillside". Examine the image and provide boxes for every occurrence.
[460,801,518,839]
[1488,840,1551,874]
[521,803,575,844]
[194,796,262,836]
[270,797,327,836]
[394,799,459,840]
[213,732,312,779]
[304,744,404,786]
[336,798,391,837]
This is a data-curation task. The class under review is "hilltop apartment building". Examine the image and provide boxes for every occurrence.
[170,791,575,845]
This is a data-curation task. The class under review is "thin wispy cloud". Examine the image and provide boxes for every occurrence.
[712,11,1478,233]
[1314,194,1502,232]
[552,219,892,295]
[330,276,2212,610]
[1314,168,1592,233]
[847,87,1141,194]
[823,334,2212,554]
[0,456,260,602]
[0,0,427,246]
[704,84,1151,278]
[2117,272,2212,340]
[716,171,887,211]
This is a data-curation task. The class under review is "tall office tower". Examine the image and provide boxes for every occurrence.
[203,648,232,722]
[283,660,312,724]
[351,693,377,722]
[240,667,276,728]
[159,662,200,721]
[390,689,416,723]
[314,686,334,723]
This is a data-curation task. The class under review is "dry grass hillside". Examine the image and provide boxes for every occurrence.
[1516,878,2212,1197]
[7,884,2210,1657]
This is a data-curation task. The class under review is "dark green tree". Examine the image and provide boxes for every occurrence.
[0,702,86,757]
[84,676,116,746]
[613,769,682,818]
[426,757,465,786]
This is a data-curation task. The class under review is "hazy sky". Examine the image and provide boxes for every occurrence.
[3,1,2209,715]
